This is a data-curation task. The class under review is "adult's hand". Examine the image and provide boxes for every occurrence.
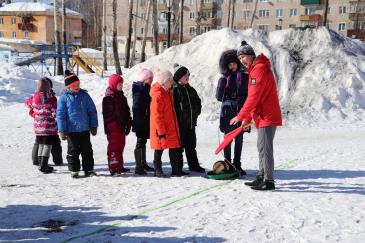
[241,121,251,131]
[230,116,240,125]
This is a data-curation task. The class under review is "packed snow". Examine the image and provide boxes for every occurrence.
[0,28,364,242]
[0,2,82,16]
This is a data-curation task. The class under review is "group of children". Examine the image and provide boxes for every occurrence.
[25,64,211,178]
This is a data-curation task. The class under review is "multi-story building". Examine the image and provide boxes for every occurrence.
[0,2,83,45]
[106,0,365,58]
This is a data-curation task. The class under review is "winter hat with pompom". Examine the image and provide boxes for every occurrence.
[237,40,256,57]
[108,74,124,91]
[154,69,173,85]
[173,63,190,82]
[138,68,153,81]
[64,69,80,87]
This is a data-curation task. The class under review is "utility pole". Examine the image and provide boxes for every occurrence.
[250,0,258,28]
[54,0,63,75]
[112,0,122,74]
[131,0,139,66]
[179,0,184,44]
[125,0,134,68]
[323,0,329,27]
[152,0,159,55]
[102,0,107,71]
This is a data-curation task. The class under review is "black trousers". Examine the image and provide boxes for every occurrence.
[180,127,200,169]
[223,132,243,165]
[66,131,94,172]
[154,148,183,171]
[32,135,63,165]
[135,137,147,149]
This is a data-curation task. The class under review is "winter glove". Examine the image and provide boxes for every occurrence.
[90,127,97,136]
[60,132,67,141]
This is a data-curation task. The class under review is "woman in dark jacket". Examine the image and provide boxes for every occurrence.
[132,68,154,175]
[173,64,205,173]
[216,49,249,175]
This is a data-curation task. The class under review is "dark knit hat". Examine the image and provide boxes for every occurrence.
[173,63,190,82]
[64,70,80,87]
[237,40,256,57]
[219,49,242,75]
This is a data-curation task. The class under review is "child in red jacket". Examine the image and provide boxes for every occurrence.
[102,74,132,176]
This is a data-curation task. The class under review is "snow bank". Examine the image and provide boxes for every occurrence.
[122,27,365,125]
[0,2,81,16]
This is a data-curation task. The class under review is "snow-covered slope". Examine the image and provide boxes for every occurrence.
[122,27,365,125]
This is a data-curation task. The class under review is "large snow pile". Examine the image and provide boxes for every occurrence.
[0,2,81,16]
[123,27,365,125]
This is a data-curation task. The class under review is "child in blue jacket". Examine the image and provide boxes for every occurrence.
[57,70,98,178]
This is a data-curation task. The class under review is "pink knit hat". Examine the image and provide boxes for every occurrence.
[138,68,153,81]
[154,69,173,85]
[108,74,123,91]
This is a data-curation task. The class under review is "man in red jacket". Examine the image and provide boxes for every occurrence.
[230,41,282,190]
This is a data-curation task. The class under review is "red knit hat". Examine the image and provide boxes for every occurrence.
[108,74,123,91]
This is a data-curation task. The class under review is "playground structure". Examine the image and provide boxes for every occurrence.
[14,44,104,77]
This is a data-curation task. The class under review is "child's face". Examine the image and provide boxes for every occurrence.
[117,82,123,91]
[145,78,152,85]
[69,82,80,92]
[228,62,238,72]
[163,79,173,90]
[179,74,190,85]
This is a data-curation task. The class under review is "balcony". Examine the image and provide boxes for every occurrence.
[201,17,215,26]
[347,29,365,41]
[300,14,321,21]
[349,12,365,21]
[18,23,35,32]
[300,0,320,5]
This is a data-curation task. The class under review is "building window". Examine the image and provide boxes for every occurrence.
[290,8,297,17]
[141,28,144,34]
[276,9,283,18]
[189,0,195,5]
[338,23,346,31]
[189,11,195,19]
[0,31,4,37]
[259,0,268,2]
[259,9,269,17]
[0,18,3,24]
[243,10,252,19]
[24,31,29,39]
[339,6,346,15]
[162,27,167,34]
[327,7,331,15]
[189,26,196,35]
[305,7,316,15]
[289,24,296,28]
[12,31,16,38]
[141,13,146,20]
[258,25,269,31]
[203,0,211,3]
[243,0,253,2]
[203,26,211,32]
[11,17,16,24]
[203,11,212,18]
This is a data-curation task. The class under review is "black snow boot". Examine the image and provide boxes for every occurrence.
[153,159,166,177]
[233,161,246,176]
[32,143,39,166]
[171,160,189,177]
[142,147,154,172]
[244,174,264,187]
[134,148,147,175]
[38,156,54,174]
[251,180,275,191]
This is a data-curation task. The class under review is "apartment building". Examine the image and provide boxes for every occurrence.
[106,0,365,58]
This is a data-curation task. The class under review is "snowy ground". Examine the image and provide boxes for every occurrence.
[0,103,364,242]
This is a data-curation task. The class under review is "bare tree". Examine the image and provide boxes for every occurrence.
[230,0,236,30]
[112,0,122,74]
[196,0,204,35]
[102,0,107,71]
[179,0,184,44]
[141,0,152,62]
[125,0,134,68]
[54,0,63,75]
[323,0,329,27]
[131,0,140,66]
[61,0,66,46]
[152,0,159,55]
[250,0,258,28]
[227,0,231,28]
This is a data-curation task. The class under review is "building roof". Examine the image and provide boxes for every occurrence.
[0,2,82,17]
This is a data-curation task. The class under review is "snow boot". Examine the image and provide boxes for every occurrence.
[153,159,166,177]
[171,160,189,177]
[84,170,97,177]
[71,171,79,178]
[120,168,130,173]
[142,147,154,172]
[32,143,39,166]
[233,161,246,176]
[189,165,206,173]
[251,180,275,191]
[244,175,263,187]
[134,148,147,175]
[38,156,54,174]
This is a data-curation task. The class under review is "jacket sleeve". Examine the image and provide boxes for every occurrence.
[102,96,115,124]
[56,95,67,132]
[192,87,202,116]
[151,92,166,136]
[87,94,98,129]
[25,96,34,117]
[237,67,266,123]
[173,87,182,119]
[216,77,227,102]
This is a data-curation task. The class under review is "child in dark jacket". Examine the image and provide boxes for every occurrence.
[30,78,63,166]
[57,71,98,178]
[102,74,132,176]
[216,49,249,176]
[25,77,58,173]
[132,68,154,175]
[173,64,205,173]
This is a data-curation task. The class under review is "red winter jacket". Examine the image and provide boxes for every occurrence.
[237,53,282,128]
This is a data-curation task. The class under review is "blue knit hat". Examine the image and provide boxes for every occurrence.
[237,41,256,57]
